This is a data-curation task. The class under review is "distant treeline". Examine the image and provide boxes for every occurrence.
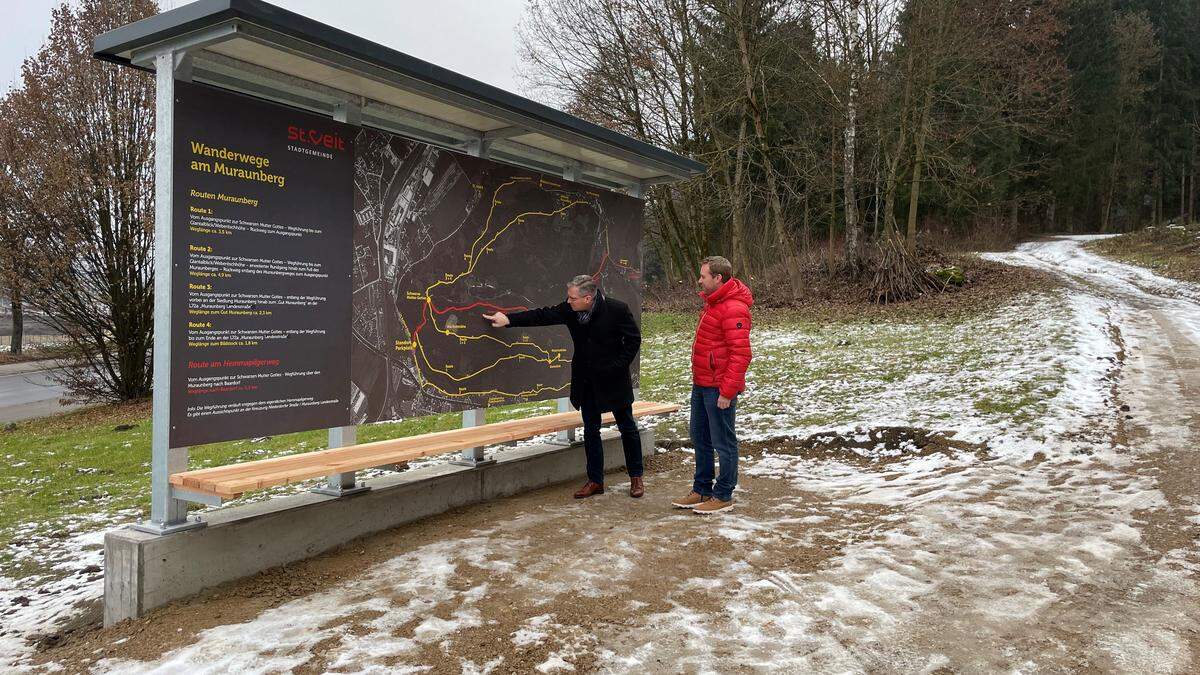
[519,0,1200,283]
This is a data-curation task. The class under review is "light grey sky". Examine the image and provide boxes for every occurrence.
[1,0,528,94]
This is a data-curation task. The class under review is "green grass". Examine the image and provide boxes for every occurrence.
[0,399,554,561]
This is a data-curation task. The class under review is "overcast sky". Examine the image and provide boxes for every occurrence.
[1,0,528,94]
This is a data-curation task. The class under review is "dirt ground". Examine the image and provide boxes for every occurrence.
[35,449,894,673]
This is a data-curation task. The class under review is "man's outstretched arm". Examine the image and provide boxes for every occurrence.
[484,302,572,328]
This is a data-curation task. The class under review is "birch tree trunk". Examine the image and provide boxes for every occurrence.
[843,77,860,264]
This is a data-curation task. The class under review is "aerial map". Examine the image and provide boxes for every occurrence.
[350,127,643,423]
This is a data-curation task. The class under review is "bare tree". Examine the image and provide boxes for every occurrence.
[5,0,158,399]
[1101,11,1158,231]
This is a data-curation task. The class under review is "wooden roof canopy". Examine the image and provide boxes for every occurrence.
[93,0,705,194]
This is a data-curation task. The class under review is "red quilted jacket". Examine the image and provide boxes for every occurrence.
[691,277,753,398]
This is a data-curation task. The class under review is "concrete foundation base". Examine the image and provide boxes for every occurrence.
[104,427,653,627]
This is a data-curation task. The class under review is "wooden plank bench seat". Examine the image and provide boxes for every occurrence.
[170,401,681,499]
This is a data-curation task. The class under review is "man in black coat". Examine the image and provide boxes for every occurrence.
[483,274,644,499]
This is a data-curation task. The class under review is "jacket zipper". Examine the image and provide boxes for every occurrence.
[698,306,717,376]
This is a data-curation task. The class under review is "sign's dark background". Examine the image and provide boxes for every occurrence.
[169,82,353,447]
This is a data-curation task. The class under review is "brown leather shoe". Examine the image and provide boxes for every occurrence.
[671,491,708,508]
[574,481,604,499]
[693,497,734,514]
[629,476,644,498]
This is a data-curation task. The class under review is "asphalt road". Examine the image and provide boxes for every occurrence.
[0,361,78,423]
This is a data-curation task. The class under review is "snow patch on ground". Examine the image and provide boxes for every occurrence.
[0,508,143,669]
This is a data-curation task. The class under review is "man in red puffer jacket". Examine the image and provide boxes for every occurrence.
[672,256,753,514]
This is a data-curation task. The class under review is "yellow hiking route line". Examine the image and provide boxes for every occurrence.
[410,177,586,399]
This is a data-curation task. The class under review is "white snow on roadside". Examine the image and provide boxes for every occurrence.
[985,236,1200,340]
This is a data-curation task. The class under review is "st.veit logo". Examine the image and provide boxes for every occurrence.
[287,125,346,151]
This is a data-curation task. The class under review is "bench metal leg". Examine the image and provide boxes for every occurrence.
[451,408,495,467]
[133,444,206,535]
[551,396,577,446]
[312,425,370,497]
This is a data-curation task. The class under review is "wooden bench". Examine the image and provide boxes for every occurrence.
[170,401,681,500]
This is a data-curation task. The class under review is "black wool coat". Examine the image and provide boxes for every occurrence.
[505,295,641,411]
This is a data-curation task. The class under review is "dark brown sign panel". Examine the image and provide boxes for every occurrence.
[168,84,643,446]
[169,82,353,447]
[349,128,643,423]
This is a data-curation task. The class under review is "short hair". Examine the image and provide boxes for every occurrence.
[700,256,733,282]
[568,274,598,297]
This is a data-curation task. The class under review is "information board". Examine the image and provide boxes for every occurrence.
[168,82,642,446]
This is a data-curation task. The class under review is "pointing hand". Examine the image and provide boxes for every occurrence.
[483,311,510,327]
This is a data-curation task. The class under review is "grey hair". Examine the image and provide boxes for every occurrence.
[568,274,598,297]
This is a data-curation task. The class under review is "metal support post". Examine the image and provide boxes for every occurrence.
[463,135,490,158]
[552,397,577,446]
[548,153,586,449]
[311,97,370,498]
[132,49,205,535]
[451,408,494,467]
[312,425,370,496]
[333,98,362,126]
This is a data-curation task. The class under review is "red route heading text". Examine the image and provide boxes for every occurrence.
[187,359,281,369]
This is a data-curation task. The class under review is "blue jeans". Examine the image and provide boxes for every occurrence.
[581,401,644,484]
[689,385,738,501]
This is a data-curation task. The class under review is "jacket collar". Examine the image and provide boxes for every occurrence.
[702,278,735,305]
[577,288,605,323]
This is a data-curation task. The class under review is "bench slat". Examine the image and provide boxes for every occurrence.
[224,412,621,494]
[174,405,646,485]
[173,408,584,483]
[171,401,680,498]
[175,403,677,497]
[186,404,676,495]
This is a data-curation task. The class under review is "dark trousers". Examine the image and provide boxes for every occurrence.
[689,385,739,501]
[580,399,644,484]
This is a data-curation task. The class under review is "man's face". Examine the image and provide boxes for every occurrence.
[697,264,723,294]
[566,285,594,311]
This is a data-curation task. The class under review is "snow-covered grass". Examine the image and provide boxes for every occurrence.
[1086,221,1200,285]
[640,289,1078,450]
[0,335,68,355]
